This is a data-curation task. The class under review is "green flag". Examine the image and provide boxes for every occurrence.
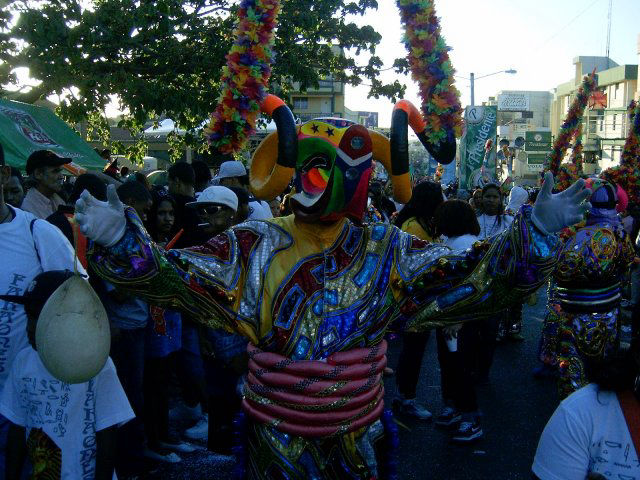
[0,99,105,170]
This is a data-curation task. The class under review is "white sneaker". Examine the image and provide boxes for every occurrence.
[143,447,182,463]
[394,397,432,420]
[184,414,209,441]
[169,402,203,422]
[158,440,199,453]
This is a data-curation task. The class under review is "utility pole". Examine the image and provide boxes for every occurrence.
[470,73,475,106]
[606,0,612,68]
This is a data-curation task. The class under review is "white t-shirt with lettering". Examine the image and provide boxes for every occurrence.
[533,383,640,480]
[0,207,84,392]
[0,347,134,479]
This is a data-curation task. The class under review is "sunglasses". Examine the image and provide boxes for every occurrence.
[197,205,225,215]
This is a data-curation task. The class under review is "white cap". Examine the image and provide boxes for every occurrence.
[216,161,247,180]
[248,200,273,220]
[187,186,238,212]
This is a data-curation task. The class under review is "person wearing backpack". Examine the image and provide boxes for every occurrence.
[0,145,84,473]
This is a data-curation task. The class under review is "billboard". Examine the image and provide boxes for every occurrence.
[525,131,552,152]
[459,105,498,189]
[497,93,530,111]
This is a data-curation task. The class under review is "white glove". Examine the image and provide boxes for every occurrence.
[532,172,592,235]
[75,184,126,247]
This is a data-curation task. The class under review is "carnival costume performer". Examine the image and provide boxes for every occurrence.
[540,181,634,398]
[74,91,592,478]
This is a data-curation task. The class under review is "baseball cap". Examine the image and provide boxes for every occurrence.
[187,186,238,212]
[0,270,75,316]
[26,150,71,175]
[216,161,247,180]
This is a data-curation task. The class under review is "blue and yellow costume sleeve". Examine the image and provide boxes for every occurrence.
[89,204,559,359]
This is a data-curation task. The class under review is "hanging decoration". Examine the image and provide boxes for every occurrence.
[205,0,281,154]
[546,73,597,177]
[601,100,640,206]
[397,0,463,148]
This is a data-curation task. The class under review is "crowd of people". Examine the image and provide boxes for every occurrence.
[0,138,639,479]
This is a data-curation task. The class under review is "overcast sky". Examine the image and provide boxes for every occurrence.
[345,0,640,127]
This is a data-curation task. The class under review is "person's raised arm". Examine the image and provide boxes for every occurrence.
[75,185,261,342]
[393,173,591,331]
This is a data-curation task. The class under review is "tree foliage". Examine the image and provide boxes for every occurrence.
[0,0,406,158]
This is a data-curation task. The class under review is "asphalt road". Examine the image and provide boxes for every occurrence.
[152,290,560,479]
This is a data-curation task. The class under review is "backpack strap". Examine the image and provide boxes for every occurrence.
[29,218,42,265]
[617,390,640,459]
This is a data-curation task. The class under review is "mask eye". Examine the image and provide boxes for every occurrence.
[302,154,329,173]
[350,136,364,150]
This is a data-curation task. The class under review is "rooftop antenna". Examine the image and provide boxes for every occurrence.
[606,0,612,68]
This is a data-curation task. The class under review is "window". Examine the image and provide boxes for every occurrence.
[614,83,620,100]
[293,97,308,110]
[612,114,617,131]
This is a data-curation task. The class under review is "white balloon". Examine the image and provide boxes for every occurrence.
[35,275,111,384]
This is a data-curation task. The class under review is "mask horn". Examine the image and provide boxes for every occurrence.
[370,130,412,204]
[250,95,297,200]
[391,99,456,167]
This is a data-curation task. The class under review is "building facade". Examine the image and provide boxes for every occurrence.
[487,90,553,144]
[551,53,639,171]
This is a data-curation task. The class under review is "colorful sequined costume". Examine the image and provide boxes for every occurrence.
[540,182,634,398]
[89,195,562,479]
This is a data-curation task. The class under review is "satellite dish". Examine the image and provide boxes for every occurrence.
[499,138,510,147]
[514,136,525,148]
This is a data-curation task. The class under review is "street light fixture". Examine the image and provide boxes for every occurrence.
[457,69,518,106]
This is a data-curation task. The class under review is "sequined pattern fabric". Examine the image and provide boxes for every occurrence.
[540,221,634,398]
[89,205,560,479]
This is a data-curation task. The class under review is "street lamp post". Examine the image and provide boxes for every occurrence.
[465,69,517,106]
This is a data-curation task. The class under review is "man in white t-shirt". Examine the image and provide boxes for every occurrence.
[0,270,134,479]
[533,383,639,480]
[0,157,84,473]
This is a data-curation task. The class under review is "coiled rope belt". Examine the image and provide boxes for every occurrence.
[242,340,387,438]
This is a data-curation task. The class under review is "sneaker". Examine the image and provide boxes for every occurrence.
[184,414,209,441]
[451,421,483,442]
[158,441,199,453]
[394,397,432,420]
[435,407,462,428]
[143,447,182,463]
[169,402,203,422]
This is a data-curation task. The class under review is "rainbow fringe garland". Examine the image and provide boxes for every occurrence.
[546,74,596,177]
[555,123,584,191]
[601,100,640,205]
[621,100,640,168]
[206,0,281,154]
[397,0,463,147]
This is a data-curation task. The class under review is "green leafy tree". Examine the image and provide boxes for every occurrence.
[0,0,406,160]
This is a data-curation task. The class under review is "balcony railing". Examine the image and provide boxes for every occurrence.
[295,112,344,122]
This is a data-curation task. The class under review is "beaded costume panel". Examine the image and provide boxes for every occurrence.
[88,205,560,479]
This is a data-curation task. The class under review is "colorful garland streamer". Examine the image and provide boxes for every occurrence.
[397,0,463,147]
[205,0,281,154]
[621,100,640,168]
[555,123,584,191]
[546,73,597,177]
[601,100,640,206]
